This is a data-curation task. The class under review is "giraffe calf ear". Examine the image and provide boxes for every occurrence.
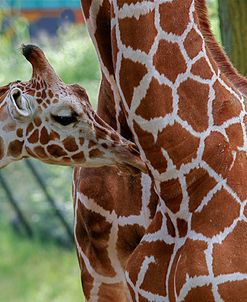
[9,87,33,120]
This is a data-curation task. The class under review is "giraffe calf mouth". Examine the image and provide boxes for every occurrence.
[113,144,148,175]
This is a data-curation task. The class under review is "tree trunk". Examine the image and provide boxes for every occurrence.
[218,0,247,76]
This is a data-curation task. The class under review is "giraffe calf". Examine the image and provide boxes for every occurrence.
[0,44,147,175]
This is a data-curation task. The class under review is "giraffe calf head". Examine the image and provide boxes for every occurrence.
[0,45,147,174]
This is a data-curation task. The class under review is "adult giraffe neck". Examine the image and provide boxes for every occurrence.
[195,0,247,96]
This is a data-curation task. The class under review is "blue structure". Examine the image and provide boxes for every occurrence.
[0,0,83,41]
[0,0,81,9]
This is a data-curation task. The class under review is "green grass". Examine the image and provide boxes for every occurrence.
[0,224,84,302]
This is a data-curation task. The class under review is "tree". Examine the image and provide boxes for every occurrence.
[218,0,247,76]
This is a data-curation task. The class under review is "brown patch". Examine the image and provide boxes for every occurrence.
[62,156,71,164]
[26,123,34,135]
[79,137,85,146]
[26,147,37,158]
[119,11,157,54]
[36,91,41,98]
[110,132,119,142]
[117,224,145,268]
[202,131,233,178]
[36,81,40,90]
[101,143,108,149]
[72,152,85,162]
[191,188,240,237]
[226,123,244,150]
[213,221,247,275]
[147,211,163,234]
[178,78,209,132]
[89,148,104,159]
[170,239,209,296]
[77,167,143,217]
[40,127,50,145]
[191,57,214,79]
[33,117,42,127]
[34,146,48,159]
[160,178,182,214]
[120,58,147,107]
[3,122,16,132]
[53,98,59,104]
[177,218,188,237]
[36,98,43,104]
[135,78,173,119]
[153,40,187,82]
[0,137,4,159]
[139,241,174,296]
[184,285,215,302]
[148,183,159,218]
[212,80,242,126]
[7,140,24,158]
[186,168,217,212]
[98,283,132,302]
[62,136,78,152]
[41,90,46,99]
[227,151,247,201]
[94,0,114,75]
[88,140,97,149]
[111,25,118,71]
[48,90,53,98]
[160,0,192,35]
[218,280,247,302]
[50,131,60,141]
[75,202,116,277]
[159,122,200,169]
[16,128,23,138]
[134,121,168,173]
[184,28,203,59]
[47,144,67,157]
[127,240,174,297]
[79,268,93,302]
[28,129,39,144]
[166,214,176,237]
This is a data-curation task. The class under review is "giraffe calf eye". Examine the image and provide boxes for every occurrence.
[51,114,78,126]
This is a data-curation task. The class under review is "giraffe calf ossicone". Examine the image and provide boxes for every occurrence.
[0,44,146,174]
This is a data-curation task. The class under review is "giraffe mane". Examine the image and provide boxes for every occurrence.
[195,0,247,96]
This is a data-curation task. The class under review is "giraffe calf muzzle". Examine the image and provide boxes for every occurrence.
[111,144,148,175]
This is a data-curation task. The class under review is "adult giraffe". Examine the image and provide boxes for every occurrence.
[78,0,247,301]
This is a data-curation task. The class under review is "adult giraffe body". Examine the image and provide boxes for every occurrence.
[79,0,247,301]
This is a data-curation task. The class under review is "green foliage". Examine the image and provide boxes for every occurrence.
[0,224,83,302]
[207,0,221,43]
[0,22,100,107]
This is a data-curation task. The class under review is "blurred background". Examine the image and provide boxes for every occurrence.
[0,0,246,301]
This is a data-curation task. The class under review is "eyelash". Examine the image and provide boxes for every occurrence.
[52,114,78,126]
